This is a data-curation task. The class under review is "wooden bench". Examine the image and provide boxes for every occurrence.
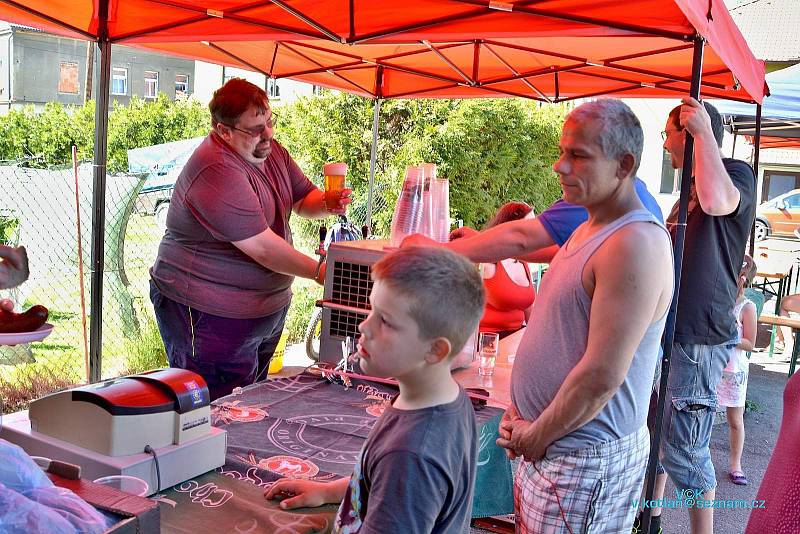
[759,314,800,377]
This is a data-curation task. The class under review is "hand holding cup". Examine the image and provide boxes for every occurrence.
[324,188,353,215]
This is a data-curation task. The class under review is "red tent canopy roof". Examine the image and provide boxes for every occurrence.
[747,136,800,150]
[0,0,766,103]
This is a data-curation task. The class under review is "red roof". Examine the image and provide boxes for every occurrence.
[0,0,766,103]
[748,136,800,150]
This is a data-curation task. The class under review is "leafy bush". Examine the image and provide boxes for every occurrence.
[423,100,565,226]
[279,93,566,244]
[0,215,19,245]
[284,279,322,345]
[120,314,168,376]
[107,94,209,172]
[0,95,209,171]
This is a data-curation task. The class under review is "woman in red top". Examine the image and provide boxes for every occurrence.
[452,202,536,339]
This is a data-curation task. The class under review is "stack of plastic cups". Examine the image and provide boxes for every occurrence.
[418,163,449,243]
[418,165,434,238]
[390,165,425,247]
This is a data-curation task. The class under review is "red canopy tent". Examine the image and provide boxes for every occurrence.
[749,136,800,150]
[0,0,765,103]
[0,1,766,333]
[0,5,766,529]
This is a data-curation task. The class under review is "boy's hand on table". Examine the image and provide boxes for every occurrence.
[265,478,347,509]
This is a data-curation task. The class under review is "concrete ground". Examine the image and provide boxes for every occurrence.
[658,350,789,533]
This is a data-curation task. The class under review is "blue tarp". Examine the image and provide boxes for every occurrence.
[127,137,204,192]
[713,64,800,123]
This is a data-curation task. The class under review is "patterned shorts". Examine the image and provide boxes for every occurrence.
[514,426,649,534]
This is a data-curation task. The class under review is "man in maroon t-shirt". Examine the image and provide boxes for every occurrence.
[150,78,350,399]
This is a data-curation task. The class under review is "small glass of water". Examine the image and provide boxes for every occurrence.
[478,332,499,376]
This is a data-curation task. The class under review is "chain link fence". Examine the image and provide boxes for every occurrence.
[0,162,167,413]
[0,159,397,414]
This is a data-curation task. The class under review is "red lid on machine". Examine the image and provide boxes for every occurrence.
[70,369,210,416]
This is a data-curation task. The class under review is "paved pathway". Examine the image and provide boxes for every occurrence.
[658,351,788,533]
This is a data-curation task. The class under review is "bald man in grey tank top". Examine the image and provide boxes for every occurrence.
[404,99,674,532]
[494,100,673,533]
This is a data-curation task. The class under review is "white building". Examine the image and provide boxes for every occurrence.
[192,62,319,108]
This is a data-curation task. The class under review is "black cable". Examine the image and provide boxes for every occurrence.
[144,445,162,494]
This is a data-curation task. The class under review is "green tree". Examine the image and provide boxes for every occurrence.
[0,95,210,171]
[278,93,565,244]
[106,94,209,172]
[0,107,36,163]
[424,99,566,227]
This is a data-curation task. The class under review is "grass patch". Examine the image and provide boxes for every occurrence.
[0,374,78,414]
[118,312,167,376]
[745,399,763,414]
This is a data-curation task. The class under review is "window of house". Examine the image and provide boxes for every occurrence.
[762,170,800,202]
[175,74,189,99]
[659,150,680,194]
[267,78,280,99]
[58,62,79,94]
[144,71,159,99]
[111,67,128,95]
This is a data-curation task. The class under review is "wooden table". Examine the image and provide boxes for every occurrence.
[759,314,800,377]
[754,248,799,311]
[452,328,524,409]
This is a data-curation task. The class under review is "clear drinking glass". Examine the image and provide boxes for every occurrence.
[478,332,499,376]
[323,162,348,211]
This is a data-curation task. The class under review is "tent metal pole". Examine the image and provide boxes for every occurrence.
[365,66,383,235]
[88,4,111,383]
[365,98,381,235]
[732,132,737,158]
[641,35,705,534]
[750,104,762,257]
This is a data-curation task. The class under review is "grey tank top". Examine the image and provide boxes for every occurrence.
[511,209,670,458]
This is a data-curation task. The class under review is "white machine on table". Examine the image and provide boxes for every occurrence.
[0,368,226,496]
[318,239,389,364]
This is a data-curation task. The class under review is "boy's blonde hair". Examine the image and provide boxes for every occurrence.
[372,247,485,357]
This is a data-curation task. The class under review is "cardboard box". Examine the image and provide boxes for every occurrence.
[47,472,160,534]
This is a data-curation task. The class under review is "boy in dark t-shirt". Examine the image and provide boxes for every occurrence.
[266,246,486,533]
